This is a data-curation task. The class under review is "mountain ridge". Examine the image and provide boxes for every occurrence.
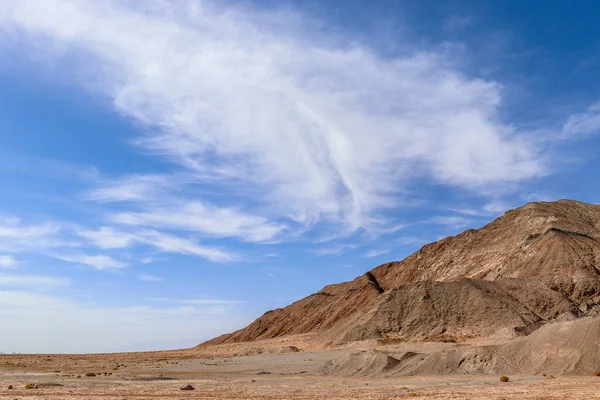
[202,199,600,347]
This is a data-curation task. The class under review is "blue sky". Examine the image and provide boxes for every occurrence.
[0,0,599,353]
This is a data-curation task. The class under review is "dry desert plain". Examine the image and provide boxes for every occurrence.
[2,339,600,400]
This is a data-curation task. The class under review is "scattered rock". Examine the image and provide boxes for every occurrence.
[180,384,195,390]
[131,376,177,381]
[7,385,13,389]
[36,383,64,388]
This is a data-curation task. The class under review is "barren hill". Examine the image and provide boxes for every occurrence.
[204,200,600,347]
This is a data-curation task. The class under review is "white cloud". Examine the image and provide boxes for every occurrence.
[451,201,511,217]
[312,243,358,256]
[87,175,287,242]
[563,102,600,137]
[152,298,245,305]
[0,217,65,251]
[86,174,177,203]
[111,201,286,242]
[0,218,133,270]
[364,249,390,258]
[0,255,17,269]
[0,214,240,264]
[0,0,544,235]
[76,226,239,262]
[53,253,127,270]
[138,274,164,282]
[397,236,429,246]
[449,208,483,216]
[426,216,472,228]
[77,226,135,249]
[482,201,511,215]
[0,274,70,288]
[134,230,240,262]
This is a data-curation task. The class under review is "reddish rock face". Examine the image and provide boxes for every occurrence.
[202,200,600,347]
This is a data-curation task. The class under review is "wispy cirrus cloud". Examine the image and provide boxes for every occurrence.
[86,174,176,203]
[364,248,390,258]
[312,243,358,256]
[110,202,286,243]
[87,174,287,243]
[132,229,240,262]
[450,201,511,217]
[0,217,64,251]
[0,0,546,237]
[397,236,429,246]
[52,253,127,270]
[0,217,129,270]
[75,226,240,263]
[0,274,70,288]
[138,274,164,283]
[76,226,135,249]
[426,216,473,229]
[0,215,240,265]
[152,298,245,305]
[562,102,600,137]
[0,255,17,269]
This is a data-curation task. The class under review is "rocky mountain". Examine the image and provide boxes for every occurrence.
[204,200,600,347]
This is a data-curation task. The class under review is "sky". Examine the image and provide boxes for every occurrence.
[0,0,599,353]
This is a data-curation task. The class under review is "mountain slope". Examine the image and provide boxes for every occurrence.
[203,200,600,347]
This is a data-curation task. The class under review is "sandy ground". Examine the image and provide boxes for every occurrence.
[2,349,600,400]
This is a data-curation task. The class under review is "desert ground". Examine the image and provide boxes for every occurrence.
[2,344,600,400]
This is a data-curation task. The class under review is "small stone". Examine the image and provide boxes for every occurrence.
[7,385,13,389]
[180,384,195,391]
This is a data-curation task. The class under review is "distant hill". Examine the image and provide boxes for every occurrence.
[202,200,600,348]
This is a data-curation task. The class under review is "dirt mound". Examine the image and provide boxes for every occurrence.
[318,318,600,377]
[201,200,600,349]
[406,318,600,376]
[491,317,600,375]
[242,346,301,356]
[320,350,423,376]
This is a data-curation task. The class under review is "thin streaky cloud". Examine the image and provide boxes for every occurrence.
[110,201,287,243]
[312,243,358,256]
[76,226,240,262]
[397,236,429,246]
[364,249,391,258]
[0,0,545,236]
[52,253,127,270]
[0,255,17,269]
[138,274,164,283]
[0,274,70,288]
[133,230,241,263]
[425,216,472,229]
[148,297,245,305]
[562,102,600,137]
[85,174,179,203]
